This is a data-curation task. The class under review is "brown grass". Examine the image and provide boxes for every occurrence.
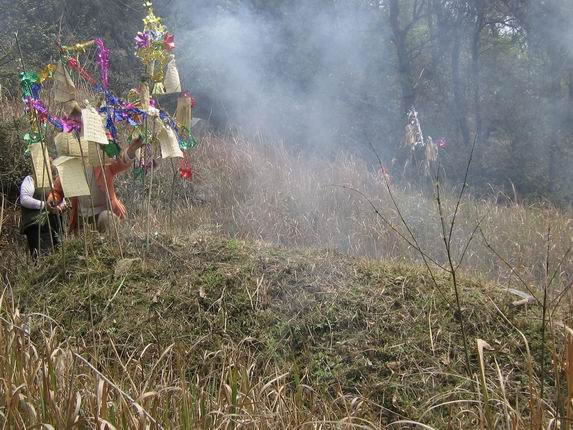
[123,133,573,291]
[2,124,573,428]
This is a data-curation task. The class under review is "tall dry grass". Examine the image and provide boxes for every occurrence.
[1,282,571,428]
[131,133,573,292]
[0,290,383,429]
[3,109,573,428]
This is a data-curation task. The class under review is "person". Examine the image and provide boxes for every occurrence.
[19,172,66,259]
[48,104,145,234]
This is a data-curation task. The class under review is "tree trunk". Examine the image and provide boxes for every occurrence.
[472,0,484,144]
[547,52,563,194]
[452,26,470,147]
[389,0,415,116]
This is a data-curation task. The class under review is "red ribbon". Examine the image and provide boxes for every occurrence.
[67,58,97,85]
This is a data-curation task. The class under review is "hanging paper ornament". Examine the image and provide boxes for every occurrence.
[139,81,151,111]
[404,124,417,149]
[175,93,194,128]
[53,60,76,103]
[164,57,181,93]
[424,136,438,177]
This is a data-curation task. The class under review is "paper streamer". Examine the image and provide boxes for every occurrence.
[164,58,181,93]
[30,143,53,189]
[53,156,90,197]
[53,61,76,103]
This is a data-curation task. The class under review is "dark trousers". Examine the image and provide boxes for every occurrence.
[23,216,61,259]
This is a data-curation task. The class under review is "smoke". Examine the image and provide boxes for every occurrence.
[167,0,397,157]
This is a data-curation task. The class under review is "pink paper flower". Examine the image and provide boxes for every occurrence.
[163,33,175,51]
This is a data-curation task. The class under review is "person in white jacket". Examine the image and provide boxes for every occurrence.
[19,174,66,259]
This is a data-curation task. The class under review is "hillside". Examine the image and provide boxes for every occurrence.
[7,227,558,427]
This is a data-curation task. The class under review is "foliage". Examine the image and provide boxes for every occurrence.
[0,116,31,199]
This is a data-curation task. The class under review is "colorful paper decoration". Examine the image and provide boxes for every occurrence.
[53,60,76,103]
[53,156,90,197]
[164,57,181,93]
[175,93,194,128]
[30,143,52,189]
[135,0,173,84]
[81,106,108,145]
[17,0,199,175]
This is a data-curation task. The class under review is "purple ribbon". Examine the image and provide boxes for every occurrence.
[96,39,110,89]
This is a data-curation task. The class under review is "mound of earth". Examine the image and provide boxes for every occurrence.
[13,228,546,424]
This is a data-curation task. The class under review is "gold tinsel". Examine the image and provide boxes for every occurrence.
[38,64,56,83]
[62,40,95,53]
[136,0,171,83]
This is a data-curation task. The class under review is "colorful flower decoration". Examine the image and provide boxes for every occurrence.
[135,32,151,49]
[19,71,39,98]
[17,0,199,168]
[135,0,173,84]
[163,33,175,51]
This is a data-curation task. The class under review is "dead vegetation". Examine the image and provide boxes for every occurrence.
[1,131,573,428]
[0,227,570,428]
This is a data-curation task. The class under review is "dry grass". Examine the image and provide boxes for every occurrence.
[0,293,380,428]
[2,127,573,428]
[124,134,573,289]
[1,228,572,429]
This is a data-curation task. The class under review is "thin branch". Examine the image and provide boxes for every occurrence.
[435,161,472,377]
[448,133,478,249]
[330,184,446,272]
[478,227,542,306]
[455,213,488,271]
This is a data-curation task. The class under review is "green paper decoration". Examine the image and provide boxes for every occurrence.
[103,141,121,157]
